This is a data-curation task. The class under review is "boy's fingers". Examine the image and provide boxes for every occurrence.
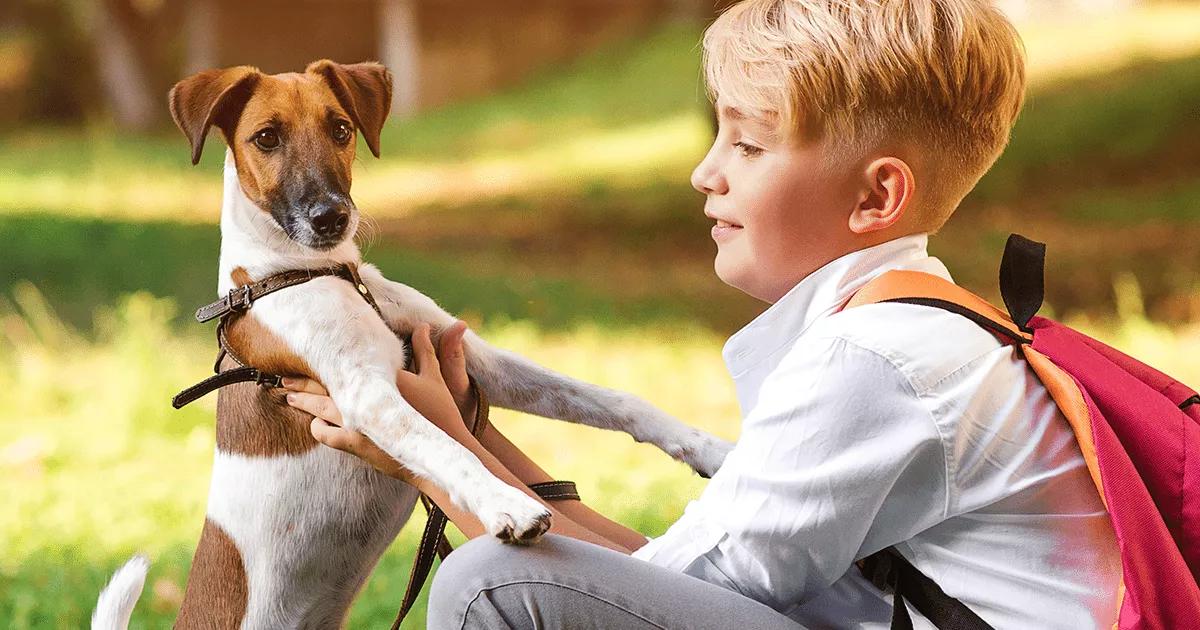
[286,392,343,426]
[395,368,417,389]
[438,321,470,390]
[281,377,327,396]
[411,323,439,376]
[438,320,467,363]
[310,418,354,452]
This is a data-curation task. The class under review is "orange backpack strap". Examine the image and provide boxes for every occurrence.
[844,270,1032,346]
[844,269,1103,493]
[846,268,1124,627]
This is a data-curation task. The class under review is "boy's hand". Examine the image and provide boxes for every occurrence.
[283,321,480,479]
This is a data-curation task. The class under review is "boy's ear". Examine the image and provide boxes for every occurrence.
[306,60,393,158]
[849,157,913,234]
[168,66,262,165]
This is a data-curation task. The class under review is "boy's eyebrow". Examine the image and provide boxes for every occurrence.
[721,106,747,121]
[720,105,779,140]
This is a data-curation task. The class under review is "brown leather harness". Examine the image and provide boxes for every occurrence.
[171,265,579,628]
[172,264,383,409]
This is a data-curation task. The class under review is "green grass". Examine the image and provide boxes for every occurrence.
[0,213,696,333]
[974,54,1200,205]
[377,23,711,161]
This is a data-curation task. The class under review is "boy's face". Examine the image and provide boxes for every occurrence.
[692,102,861,304]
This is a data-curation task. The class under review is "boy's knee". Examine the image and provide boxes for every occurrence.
[427,537,529,629]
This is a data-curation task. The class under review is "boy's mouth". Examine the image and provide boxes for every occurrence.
[710,218,743,241]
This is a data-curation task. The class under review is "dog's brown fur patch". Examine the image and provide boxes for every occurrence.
[214,266,319,457]
[230,266,253,287]
[176,518,248,628]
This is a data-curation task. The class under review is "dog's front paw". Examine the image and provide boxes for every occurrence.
[669,431,734,479]
[480,486,552,544]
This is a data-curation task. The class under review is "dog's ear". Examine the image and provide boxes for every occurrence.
[306,60,393,158]
[168,66,261,165]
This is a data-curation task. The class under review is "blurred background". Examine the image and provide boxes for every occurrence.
[2,0,1198,627]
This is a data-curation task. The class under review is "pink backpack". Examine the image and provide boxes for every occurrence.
[850,234,1200,629]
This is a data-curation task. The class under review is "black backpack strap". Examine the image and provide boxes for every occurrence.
[859,547,993,630]
[999,234,1046,333]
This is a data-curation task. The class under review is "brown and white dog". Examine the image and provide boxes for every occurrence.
[90,60,732,628]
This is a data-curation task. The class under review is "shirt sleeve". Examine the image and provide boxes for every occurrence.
[632,335,949,614]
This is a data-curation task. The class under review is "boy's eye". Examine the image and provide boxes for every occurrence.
[734,141,764,158]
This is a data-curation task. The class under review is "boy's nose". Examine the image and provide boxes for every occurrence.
[691,150,728,196]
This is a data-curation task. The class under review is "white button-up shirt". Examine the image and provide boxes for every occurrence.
[632,234,1120,628]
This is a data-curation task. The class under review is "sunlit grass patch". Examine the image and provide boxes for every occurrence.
[1021,3,1200,85]
[1066,272,1200,387]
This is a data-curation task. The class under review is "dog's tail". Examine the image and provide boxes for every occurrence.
[91,555,149,630]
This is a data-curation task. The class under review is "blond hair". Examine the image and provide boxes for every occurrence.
[703,0,1026,231]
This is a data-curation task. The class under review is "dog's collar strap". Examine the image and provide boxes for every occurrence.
[391,380,582,629]
[194,264,380,323]
[173,263,383,409]
[171,366,283,409]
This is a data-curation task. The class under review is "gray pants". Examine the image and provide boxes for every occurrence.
[427,534,804,630]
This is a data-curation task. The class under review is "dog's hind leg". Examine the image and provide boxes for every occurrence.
[462,331,733,478]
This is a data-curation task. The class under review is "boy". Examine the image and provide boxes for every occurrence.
[285,0,1121,627]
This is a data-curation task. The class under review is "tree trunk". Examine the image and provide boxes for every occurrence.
[90,0,159,131]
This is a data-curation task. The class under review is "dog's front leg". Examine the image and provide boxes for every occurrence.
[254,279,552,543]
[355,265,733,478]
[325,367,552,543]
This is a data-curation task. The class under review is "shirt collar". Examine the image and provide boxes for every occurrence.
[722,233,950,378]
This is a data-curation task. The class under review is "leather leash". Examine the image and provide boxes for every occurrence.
[172,263,382,409]
[391,378,581,629]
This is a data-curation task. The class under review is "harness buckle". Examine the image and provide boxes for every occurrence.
[227,285,254,312]
[255,371,282,388]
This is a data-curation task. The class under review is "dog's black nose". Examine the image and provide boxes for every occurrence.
[310,205,349,237]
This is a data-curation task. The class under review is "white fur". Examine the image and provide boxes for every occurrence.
[92,555,148,630]
[207,447,417,627]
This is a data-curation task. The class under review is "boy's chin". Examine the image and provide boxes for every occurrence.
[714,251,749,292]
[715,251,779,304]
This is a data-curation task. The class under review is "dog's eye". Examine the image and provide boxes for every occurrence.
[332,121,353,144]
[254,129,280,151]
